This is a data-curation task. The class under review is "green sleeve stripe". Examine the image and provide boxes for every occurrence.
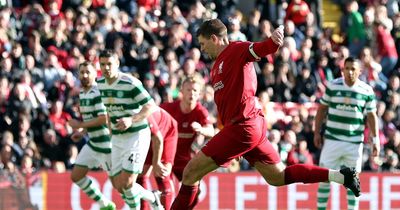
[131,85,148,98]
[137,97,152,106]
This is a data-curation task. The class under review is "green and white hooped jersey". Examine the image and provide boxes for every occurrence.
[320,78,376,144]
[97,72,153,135]
[79,85,111,153]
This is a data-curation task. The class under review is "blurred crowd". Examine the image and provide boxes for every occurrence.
[0,0,399,176]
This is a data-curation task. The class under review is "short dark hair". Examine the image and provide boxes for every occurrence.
[196,19,228,39]
[99,49,116,59]
[78,61,94,69]
[344,57,360,65]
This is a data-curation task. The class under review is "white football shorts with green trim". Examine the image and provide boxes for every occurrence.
[110,127,151,176]
[75,144,112,175]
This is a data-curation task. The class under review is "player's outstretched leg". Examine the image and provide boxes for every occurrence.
[71,167,115,210]
[256,163,361,197]
[171,152,219,210]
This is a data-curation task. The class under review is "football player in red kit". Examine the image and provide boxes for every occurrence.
[137,107,178,210]
[171,19,361,210]
[161,75,214,182]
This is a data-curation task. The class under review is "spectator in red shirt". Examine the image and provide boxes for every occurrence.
[49,100,72,139]
[374,21,398,77]
[285,0,310,32]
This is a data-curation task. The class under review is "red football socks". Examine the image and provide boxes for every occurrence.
[284,164,329,184]
[155,176,174,210]
[171,184,199,210]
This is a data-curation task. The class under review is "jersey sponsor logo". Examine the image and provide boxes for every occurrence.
[182,122,189,128]
[213,81,224,92]
[336,104,357,112]
[107,105,124,112]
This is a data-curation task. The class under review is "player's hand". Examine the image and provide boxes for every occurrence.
[68,119,82,129]
[115,117,133,131]
[271,25,284,46]
[71,131,84,142]
[191,122,203,134]
[313,133,323,149]
[153,162,171,178]
[371,142,380,157]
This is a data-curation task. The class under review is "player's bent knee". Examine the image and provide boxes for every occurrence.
[70,172,83,183]
[110,178,119,190]
[255,162,285,186]
[70,169,86,183]
[182,164,198,183]
[265,177,285,186]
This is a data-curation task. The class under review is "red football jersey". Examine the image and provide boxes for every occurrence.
[148,107,177,138]
[146,107,178,164]
[210,41,264,126]
[160,100,210,168]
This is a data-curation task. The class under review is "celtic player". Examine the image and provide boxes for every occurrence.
[69,61,115,210]
[97,50,163,210]
[314,57,380,210]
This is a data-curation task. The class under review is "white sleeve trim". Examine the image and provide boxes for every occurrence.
[249,43,261,61]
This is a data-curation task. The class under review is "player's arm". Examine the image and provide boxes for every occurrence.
[151,131,164,165]
[151,131,171,177]
[313,104,328,149]
[367,111,380,157]
[71,128,87,142]
[69,114,107,129]
[248,26,284,61]
[132,100,157,123]
[191,122,214,138]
